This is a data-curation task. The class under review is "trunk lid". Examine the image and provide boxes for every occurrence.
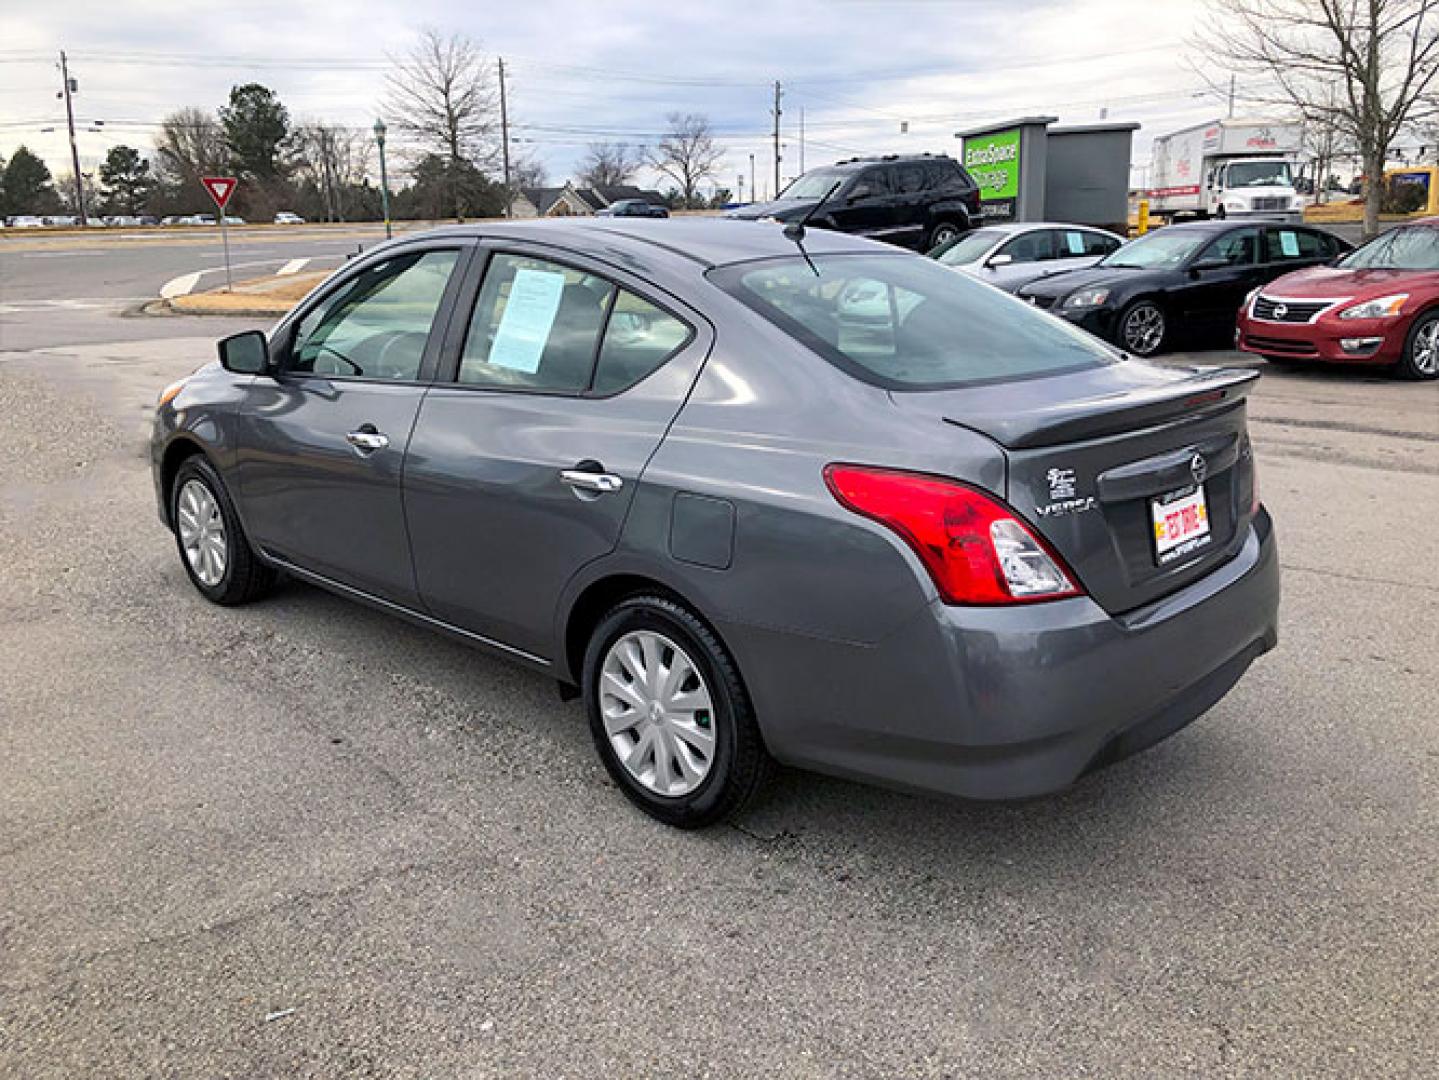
[890,362,1260,614]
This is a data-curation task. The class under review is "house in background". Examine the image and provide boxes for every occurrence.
[510,182,668,218]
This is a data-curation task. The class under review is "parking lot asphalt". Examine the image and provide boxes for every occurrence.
[1,239,1437,1078]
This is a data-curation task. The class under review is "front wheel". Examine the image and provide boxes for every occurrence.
[1395,311,1439,380]
[582,595,772,828]
[171,456,275,605]
[1118,299,1167,357]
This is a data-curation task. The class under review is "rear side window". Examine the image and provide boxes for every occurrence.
[592,291,693,395]
[711,253,1114,390]
[1064,230,1119,256]
[459,254,615,392]
[894,164,928,194]
[1263,227,1325,262]
[289,249,459,381]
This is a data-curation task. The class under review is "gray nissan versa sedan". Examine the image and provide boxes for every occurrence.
[152,218,1279,828]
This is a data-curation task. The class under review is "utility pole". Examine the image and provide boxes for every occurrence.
[498,57,513,218]
[1227,74,1236,119]
[799,107,805,174]
[772,80,782,197]
[749,153,756,203]
[58,51,87,225]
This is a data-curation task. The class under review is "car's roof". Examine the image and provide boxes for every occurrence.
[973,221,1121,236]
[411,216,880,270]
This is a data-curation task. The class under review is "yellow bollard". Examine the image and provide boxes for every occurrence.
[1136,199,1150,235]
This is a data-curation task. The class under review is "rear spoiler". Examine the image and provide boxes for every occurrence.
[939,367,1260,450]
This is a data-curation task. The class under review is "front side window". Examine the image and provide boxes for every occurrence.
[711,253,1115,390]
[289,249,459,381]
[855,168,893,198]
[459,254,615,392]
[1000,231,1055,263]
[1197,229,1258,266]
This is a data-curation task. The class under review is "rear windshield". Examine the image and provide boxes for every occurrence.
[709,253,1116,389]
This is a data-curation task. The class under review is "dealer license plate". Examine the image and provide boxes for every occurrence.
[1150,484,1211,566]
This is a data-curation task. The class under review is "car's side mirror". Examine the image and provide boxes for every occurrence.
[1189,257,1229,273]
[986,253,1014,268]
[218,330,271,375]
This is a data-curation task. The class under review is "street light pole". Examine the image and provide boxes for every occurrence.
[374,118,392,240]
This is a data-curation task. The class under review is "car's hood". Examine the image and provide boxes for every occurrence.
[1018,264,1146,300]
[1261,264,1439,299]
[725,198,814,222]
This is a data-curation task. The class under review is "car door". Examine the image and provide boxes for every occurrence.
[403,246,713,658]
[830,167,895,238]
[1179,227,1264,331]
[233,242,471,606]
[890,163,930,247]
[987,229,1056,290]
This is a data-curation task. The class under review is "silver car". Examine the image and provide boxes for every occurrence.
[932,221,1125,293]
[152,219,1279,828]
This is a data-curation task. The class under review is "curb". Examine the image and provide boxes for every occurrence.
[142,298,291,318]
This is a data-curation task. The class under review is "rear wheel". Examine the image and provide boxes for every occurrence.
[925,221,963,251]
[582,595,772,828]
[171,456,274,605]
[1395,311,1439,380]
[1118,299,1167,357]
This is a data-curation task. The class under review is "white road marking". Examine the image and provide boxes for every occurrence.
[277,258,310,276]
[161,271,202,299]
[0,298,151,314]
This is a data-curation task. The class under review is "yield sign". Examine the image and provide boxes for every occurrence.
[201,176,238,210]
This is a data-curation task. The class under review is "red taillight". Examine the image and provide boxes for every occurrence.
[823,464,1083,605]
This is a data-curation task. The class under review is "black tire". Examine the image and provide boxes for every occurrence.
[170,455,275,605]
[1117,298,1167,357]
[582,595,773,828]
[924,220,963,252]
[1215,205,1227,220]
[1394,310,1439,380]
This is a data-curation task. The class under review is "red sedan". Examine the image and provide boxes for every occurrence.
[1237,218,1439,380]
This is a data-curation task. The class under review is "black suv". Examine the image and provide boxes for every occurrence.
[726,154,980,250]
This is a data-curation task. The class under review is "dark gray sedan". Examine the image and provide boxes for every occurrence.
[152,219,1279,828]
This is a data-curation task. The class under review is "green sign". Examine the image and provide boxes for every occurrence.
[962,128,1021,202]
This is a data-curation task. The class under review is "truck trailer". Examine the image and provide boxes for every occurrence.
[1148,119,1303,222]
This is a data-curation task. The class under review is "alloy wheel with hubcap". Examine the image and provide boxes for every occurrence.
[928,222,961,250]
[599,630,715,797]
[177,478,228,587]
[1120,301,1166,357]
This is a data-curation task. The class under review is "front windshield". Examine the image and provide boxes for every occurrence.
[1227,161,1294,188]
[1339,226,1439,270]
[934,228,1004,265]
[1099,231,1207,269]
[710,253,1115,389]
[779,168,851,200]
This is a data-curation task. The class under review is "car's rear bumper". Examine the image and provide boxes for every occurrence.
[730,509,1279,801]
[1237,312,1407,364]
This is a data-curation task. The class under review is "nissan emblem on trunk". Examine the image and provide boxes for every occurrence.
[1190,453,1208,485]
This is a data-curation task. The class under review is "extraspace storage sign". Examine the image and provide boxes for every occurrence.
[962,128,1021,221]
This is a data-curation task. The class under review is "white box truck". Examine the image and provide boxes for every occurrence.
[1149,119,1303,222]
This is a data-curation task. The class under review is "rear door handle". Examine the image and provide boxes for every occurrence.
[346,428,389,452]
[560,469,623,494]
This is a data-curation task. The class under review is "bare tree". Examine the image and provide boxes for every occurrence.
[647,114,724,209]
[292,122,373,221]
[511,155,548,191]
[578,141,643,188]
[154,107,228,190]
[1302,86,1355,202]
[1204,0,1439,236]
[384,28,499,221]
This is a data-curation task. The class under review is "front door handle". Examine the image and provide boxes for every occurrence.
[346,428,389,452]
[560,468,623,494]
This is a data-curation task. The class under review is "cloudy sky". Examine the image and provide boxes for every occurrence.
[1,0,1242,197]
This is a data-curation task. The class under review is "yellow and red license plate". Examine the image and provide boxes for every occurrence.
[1151,484,1211,565]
